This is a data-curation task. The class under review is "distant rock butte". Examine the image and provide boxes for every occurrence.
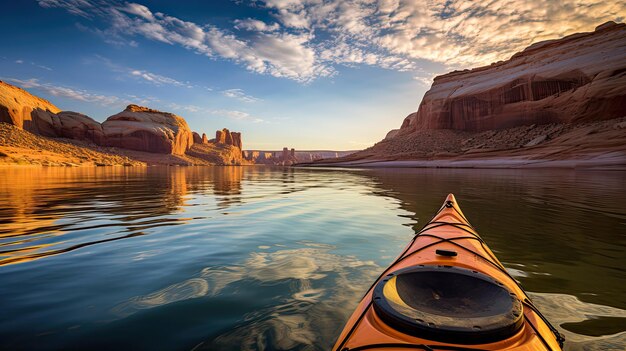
[213,128,242,149]
[246,148,354,165]
[102,104,194,155]
[0,82,247,163]
[192,132,202,144]
[397,21,626,134]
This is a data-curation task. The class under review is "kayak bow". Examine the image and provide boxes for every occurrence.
[333,194,564,351]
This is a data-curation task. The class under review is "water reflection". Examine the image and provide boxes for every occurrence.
[193,244,378,351]
[361,169,626,311]
[529,292,626,350]
[0,166,624,350]
[0,167,252,265]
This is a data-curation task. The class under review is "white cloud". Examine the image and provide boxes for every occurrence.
[32,62,53,71]
[234,18,280,32]
[130,69,190,87]
[37,0,97,18]
[209,109,264,123]
[413,75,434,87]
[94,55,192,88]
[120,2,155,21]
[75,22,139,47]
[6,78,126,106]
[222,89,261,103]
[15,60,23,64]
[167,102,203,113]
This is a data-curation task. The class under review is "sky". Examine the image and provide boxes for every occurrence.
[1,1,624,150]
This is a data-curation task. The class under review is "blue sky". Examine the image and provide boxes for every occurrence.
[1,0,623,150]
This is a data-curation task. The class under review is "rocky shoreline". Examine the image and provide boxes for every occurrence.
[299,117,626,170]
[0,122,253,167]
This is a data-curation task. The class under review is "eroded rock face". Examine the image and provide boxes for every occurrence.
[55,111,105,144]
[102,105,194,155]
[213,128,242,149]
[192,132,202,144]
[0,81,61,137]
[398,21,626,134]
[231,132,242,149]
[0,82,252,159]
[215,129,226,144]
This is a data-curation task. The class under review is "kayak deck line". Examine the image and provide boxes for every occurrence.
[333,194,564,351]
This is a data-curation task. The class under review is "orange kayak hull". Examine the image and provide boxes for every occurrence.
[333,194,563,351]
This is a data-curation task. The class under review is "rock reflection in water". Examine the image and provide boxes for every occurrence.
[0,166,248,266]
[201,244,379,351]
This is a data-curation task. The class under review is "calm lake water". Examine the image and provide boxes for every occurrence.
[0,166,624,351]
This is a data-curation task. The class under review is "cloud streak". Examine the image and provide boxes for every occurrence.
[209,109,264,123]
[130,70,189,87]
[222,89,262,103]
[6,78,127,106]
[93,55,193,88]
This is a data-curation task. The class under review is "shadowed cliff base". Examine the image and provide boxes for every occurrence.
[299,117,626,170]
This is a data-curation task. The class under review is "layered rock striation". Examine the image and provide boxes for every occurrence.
[102,105,194,155]
[398,21,626,134]
[55,111,106,145]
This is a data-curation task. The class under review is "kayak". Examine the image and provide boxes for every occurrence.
[333,194,564,351]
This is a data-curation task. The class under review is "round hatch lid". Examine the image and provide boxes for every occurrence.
[372,265,524,344]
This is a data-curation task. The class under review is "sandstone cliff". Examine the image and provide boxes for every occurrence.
[214,128,242,149]
[185,128,247,165]
[0,81,249,166]
[192,132,202,144]
[102,105,194,155]
[55,111,106,145]
[303,22,626,169]
[0,81,61,137]
[399,21,626,133]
